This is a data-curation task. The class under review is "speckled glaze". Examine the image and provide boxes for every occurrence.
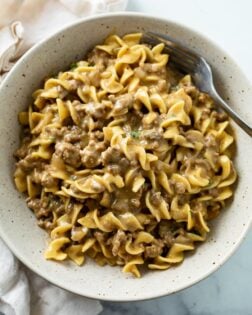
[0,13,251,301]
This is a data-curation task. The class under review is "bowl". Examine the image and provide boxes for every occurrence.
[0,12,252,301]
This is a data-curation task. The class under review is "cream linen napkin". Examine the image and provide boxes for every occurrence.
[0,0,128,81]
[0,1,127,314]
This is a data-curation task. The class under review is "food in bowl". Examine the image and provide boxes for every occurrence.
[14,33,237,277]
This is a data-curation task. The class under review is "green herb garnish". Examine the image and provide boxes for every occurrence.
[130,130,141,139]
[70,62,78,70]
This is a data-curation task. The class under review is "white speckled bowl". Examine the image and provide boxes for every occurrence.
[0,13,252,301]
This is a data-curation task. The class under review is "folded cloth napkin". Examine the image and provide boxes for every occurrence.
[0,1,127,314]
[0,0,128,81]
[0,239,103,315]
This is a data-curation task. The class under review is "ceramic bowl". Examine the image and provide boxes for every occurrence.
[0,13,251,301]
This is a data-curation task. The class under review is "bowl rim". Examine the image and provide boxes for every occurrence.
[0,11,251,301]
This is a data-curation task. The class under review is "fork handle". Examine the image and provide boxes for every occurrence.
[210,89,252,137]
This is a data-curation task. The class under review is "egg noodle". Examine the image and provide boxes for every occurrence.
[14,33,237,277]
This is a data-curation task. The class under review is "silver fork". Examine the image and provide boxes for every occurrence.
[144,32,252,137]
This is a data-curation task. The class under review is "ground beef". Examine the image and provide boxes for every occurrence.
[156,80,167,93]
[81,140,106,168]
[142,113,159,129]
[55,142,81,167]
[111,198,131,212]
[14,136,31,159]
[26,168,39,184]
[16,155,45,173]
[111,230,127,256]
[198,92,210,104]
[150,191,162,206]
[174,182,186,194]
[88,49,110,70]
[88,70,101,87]
[27,196,65,219]
[141,63,161,73]
[207,202,221,220]
[37,219,54,231]
[130,198,141,208]
[208,188,219,198]
[118,158,130,171]
[27,198,51,219]
[105,156,130,175]
[186,132,204,144]
[177,194,190,206]
[41,171,59,188]
[110,94,133,116]
[68,79,81,90]
[94,231,106,243]
[204,135,218,150]
[142,130,163,150]
[158,222,176,246]
[163,232,175,247]
[63,126,83,143]
[30,167,58,188]
[101,147,122,165]
[89,131,104,141]
[143,129,163,141]
[213,111,228,122]
[27,198,41,214]
[144,240,164,258]
[106,164,121,175]
[184,86,198,97]
[84,102,107,120]
[44,126,65,140]
[200,108,211,120]
[134,67,146,79]
[111,187,143,213]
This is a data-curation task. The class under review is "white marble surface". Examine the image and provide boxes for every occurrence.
[101,0,252,314]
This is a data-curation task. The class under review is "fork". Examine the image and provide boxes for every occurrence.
[143,32,252,137]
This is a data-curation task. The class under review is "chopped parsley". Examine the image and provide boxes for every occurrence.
[130,130,141,139]
[70,62,78,70]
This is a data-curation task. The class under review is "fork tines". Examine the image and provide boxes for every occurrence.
[143,32,200,74]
